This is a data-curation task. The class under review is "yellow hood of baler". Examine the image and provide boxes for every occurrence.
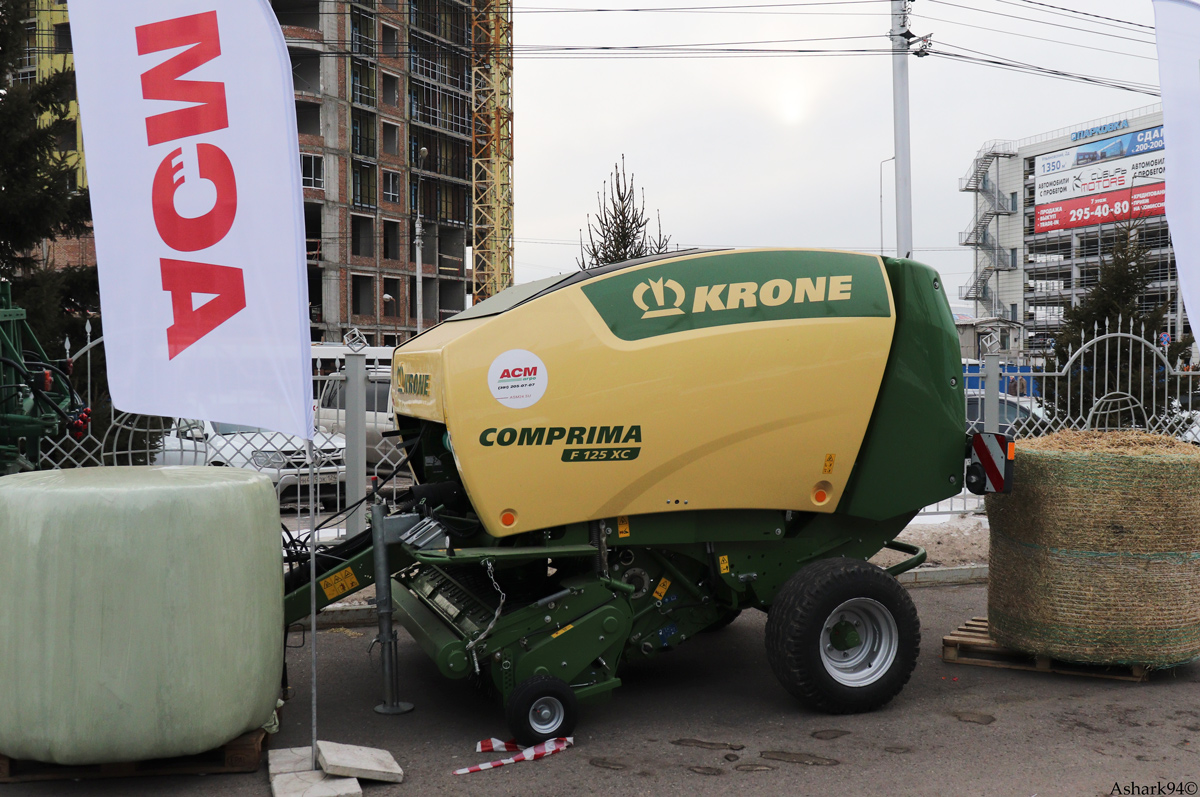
[391,249,896,537]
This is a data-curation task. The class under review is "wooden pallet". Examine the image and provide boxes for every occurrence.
[942,617,1150,682]
[0,729,266,784]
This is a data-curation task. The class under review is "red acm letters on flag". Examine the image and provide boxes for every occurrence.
[136,11,244,360]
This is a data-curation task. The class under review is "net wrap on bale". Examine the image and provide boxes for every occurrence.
[986,431,1200,668]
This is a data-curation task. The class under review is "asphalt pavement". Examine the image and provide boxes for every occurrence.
[8,583,1199,796]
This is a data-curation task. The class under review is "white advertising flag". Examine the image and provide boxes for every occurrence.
[69,2,313,438]
[1154,0,1200,331]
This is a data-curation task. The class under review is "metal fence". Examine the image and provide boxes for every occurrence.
[922,316,1198,516]
[33,334,408,539]
[35,318,1193,522]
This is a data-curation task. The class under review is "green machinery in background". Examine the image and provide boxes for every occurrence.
[0,282,89,475]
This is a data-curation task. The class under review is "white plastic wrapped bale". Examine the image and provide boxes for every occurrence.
[0,466,284,765]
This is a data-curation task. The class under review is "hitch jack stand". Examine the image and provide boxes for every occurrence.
[371,502,414,715]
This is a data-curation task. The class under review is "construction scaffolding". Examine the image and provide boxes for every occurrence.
[471,0,514,303]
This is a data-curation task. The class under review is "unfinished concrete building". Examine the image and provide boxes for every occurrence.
[278,0,471,344]
[20,0,473,345]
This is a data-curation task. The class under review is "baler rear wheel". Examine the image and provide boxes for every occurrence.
[506,675,579,746]
[765,557,919,714]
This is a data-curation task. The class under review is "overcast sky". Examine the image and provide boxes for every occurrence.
[507,0,1160,296]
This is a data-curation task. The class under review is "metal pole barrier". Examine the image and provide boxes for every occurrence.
[307,440,319,770]
[985,352,1000,435]
[372,502,414,715]
[345,351,367,538]
[415,147,428,335]
[880,155,895,256]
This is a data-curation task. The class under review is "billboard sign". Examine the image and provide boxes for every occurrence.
[1034,125,1166,233]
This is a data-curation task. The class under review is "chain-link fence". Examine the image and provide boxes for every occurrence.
[32,338,411,534]
[35,321,1192,523]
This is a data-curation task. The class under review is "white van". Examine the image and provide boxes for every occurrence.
[311,343,395,376]
[312,344,396,467]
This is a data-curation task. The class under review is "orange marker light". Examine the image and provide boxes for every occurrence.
[814,490,828,504]
[1007,442,1015,460]
[500,511,517,527]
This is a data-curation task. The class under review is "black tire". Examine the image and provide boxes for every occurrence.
[765,557,919,715]
[702,609,742,633]
[505,675,579,746]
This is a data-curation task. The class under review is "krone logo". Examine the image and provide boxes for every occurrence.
[633,278,685,319]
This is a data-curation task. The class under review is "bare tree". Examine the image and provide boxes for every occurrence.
[577,155,671,269]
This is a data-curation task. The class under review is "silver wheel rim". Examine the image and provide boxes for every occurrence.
[528,696,565,735]
[818,597,899,687]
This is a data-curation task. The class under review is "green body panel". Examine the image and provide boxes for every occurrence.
[390,577,471,678]
[513,602,630,685]
[282,507,922,700]
[838,258,966,521]
[605,509,784,546]
[579,249,891,341]
[283,546,381,626]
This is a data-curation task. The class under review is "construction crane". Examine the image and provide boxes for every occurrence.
[471,0,514,303]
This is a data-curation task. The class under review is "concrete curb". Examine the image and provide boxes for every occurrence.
[897,564,988,587]
[311,604,378,628]
[307,565,990,629]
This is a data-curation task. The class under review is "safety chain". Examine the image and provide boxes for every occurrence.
[466,558,507,673]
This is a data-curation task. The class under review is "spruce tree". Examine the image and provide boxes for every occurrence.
[577,155,671,269]
[1046,220,1193,426]
[0,0,91,278]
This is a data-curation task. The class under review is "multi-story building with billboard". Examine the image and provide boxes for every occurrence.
[18,0,471,347]
[960,104,1178,357]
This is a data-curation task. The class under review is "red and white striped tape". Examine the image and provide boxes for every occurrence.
[453,737,574,775]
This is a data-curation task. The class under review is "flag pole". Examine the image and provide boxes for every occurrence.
[308,440,319,770]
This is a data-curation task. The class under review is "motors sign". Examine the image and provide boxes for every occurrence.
[70,2,313,438]
[1033,125,1166,233]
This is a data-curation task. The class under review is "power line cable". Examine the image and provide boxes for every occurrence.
[514,33,887,50]
[995,0,1154,32]
[937,40,1160,89]
[517,0,886,11]
[929,43,1159,96]
[911,13,1156,60]
[271,0,891,14]
[925,0,1156,45]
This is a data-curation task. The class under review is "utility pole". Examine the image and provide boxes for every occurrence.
[890,0,914,260]
[414,147,428,335]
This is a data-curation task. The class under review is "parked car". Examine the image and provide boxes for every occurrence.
[155,418,347,499]
[965,391,1048,438]
[315,367,396,468]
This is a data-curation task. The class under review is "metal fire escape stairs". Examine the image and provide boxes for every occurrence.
[959,142,1017,304]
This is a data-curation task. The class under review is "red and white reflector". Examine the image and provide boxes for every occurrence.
[967,432,1014,495]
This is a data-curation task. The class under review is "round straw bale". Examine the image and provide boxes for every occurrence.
[986,430,1200,668]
